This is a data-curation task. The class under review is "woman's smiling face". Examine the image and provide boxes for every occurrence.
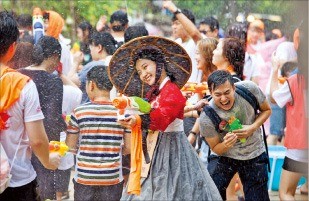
[195,46,206,71]
[135,58,157,86]
[212,40,227,69]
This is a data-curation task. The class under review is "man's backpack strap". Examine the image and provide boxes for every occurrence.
[203,106,222,133]
[235,85,259,114]
[235,84,271,172]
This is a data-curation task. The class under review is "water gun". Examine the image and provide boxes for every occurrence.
[278,76,287,84]
[181,82,208,94]
[32,7,44,44]
[220,116,246,143]
[227,116,246,143]
[112,96,151,120]
[49,141,69,156]
[71,42,81,54]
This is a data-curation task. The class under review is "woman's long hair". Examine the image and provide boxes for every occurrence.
[197,37,218,81]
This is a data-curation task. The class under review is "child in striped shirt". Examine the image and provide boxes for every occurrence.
[66,65,130,201]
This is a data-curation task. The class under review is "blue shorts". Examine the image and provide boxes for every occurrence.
[270,104,286,136]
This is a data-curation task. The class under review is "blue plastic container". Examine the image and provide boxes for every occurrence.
[267,145,306,191]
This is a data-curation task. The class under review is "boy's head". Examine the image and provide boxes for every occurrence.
[199,17,219,38]
[0,11,19,64]
[17,14,32,31]
[281,62,298,78]
[110,10,128,32]
[86,65,113,97]
[124,25,149,43]
[89,31,117,59]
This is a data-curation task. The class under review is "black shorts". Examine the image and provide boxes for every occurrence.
[282,156,308,175]
[0,179,38,201]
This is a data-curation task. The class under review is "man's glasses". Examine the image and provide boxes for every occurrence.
[199,30,211,35]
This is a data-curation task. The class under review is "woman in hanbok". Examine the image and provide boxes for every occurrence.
[108,36,222,201]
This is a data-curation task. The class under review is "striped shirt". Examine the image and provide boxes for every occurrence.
[67,101,129,186]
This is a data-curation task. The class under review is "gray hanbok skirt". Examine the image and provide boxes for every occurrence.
[121,131,222,201]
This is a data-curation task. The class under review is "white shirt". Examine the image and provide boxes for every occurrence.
[60,41,73,76]
[58,85,82,170]
[244,53,260,81]
[272,81,291,108]
[0,81,44,187]
[175,38,202,104]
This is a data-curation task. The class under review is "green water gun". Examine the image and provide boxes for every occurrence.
[228,116,246,143]
[112,96,151,120]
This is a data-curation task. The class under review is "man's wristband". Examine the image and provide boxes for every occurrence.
[173,8,182,15]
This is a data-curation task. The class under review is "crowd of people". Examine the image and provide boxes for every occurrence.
[0,0,307,200]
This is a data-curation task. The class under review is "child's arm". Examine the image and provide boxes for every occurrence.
[122,129,131,155]
[65,112,80,151]
[65,132,79,151]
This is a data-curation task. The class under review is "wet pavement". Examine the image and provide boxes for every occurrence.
[66,169,307,201]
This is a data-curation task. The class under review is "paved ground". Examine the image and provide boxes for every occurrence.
[66,170,307,201]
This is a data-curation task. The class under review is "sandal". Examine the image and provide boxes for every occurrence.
[297,184,308,195]
[61,191,70,200]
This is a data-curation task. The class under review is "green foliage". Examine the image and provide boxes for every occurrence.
[0,0,300,39]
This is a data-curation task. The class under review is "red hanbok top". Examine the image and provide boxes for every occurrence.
[148,79,186,131]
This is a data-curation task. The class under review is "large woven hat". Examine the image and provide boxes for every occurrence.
[108,36,191,97]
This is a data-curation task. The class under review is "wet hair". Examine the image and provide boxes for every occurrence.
[78,21,93,34]
[87,65,113,91]
[197,37,218,80]
[110,10,129,25]
[199,17,219,31]
[43,12,49,20]
[78,21,93,53]
[124,25,149,43]
[207,70,234,92]
[0,11,19,59]
[132,46,175,83]
[110,10,128,32]
[225,22,248,46]
[222,37,245,80]
[172,9,195,24]
[32,36,62,65]
[89,31,118,55]
[18,32,34,44]
[16,14,32,29]
[281,62,298,77]
[78,21,93,43]
[265,30,279,41]
[7,42,34,69]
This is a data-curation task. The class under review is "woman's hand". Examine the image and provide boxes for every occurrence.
[182,91,193,99]
[187,133,196,145]
[271,51,281,71]
[193,99,209,111]
[45,152,61,170]
[117,115,137,129]
[73,51,84,67]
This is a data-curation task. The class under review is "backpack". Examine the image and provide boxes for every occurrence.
[0,138,21,193]
[203,84,271,172]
